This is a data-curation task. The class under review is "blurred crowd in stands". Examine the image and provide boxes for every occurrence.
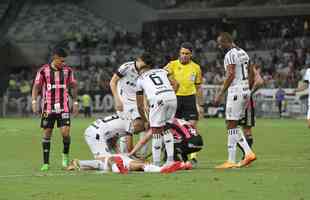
[4,1,310,100]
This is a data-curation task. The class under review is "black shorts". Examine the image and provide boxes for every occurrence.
[40,112,71,129]
[175,95,199,121]
[239,96,255,127]
[174,135,204,161]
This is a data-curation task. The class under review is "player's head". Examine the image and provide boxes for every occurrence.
[217,32,234,52]
[52,47,68,69]
[179,42,193,64]
[136,52,154,72]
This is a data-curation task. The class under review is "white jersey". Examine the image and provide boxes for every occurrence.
[136,69,176,102]
[303,68,310,106]
[90,114,132,140]
[116,61,139,103]
[224,47,250,90]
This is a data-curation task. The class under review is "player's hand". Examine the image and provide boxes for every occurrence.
[214,94,223,106]
[115,100,124,112]
[72,103,79,117]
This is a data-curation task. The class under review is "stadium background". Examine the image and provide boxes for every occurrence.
[0,1,310,200]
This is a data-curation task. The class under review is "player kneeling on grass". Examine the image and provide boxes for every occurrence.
[84,113,136,159]
[129,118,203,170]
[66,154,181,174]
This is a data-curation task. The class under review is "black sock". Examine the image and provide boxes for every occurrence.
[246,136,253,148]
[63,136,71,154]
[42,137,51,164]
[237,143,245,159]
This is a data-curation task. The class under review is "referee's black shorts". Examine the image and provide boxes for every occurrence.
[175,95,199,121]
[239,95,255,127]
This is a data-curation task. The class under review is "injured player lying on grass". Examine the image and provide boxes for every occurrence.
[66,154,183,174]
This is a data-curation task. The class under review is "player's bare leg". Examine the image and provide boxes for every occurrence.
[60,126,71,168]
[133,118,149,158]
[41,128,53,171]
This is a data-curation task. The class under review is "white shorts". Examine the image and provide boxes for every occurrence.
[307,108,310,120]
[123,101,141,120]
[148,98,177,127]
[226,89,250,121]
[84,126,111,158]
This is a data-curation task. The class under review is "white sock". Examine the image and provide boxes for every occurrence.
[236,127,252,155]
[143,164,161,173]
[139,131,149,157]
[79,160,101,170]
[111,163,120,173]
[227,129,238,163]
[163,129,174,164]
[119,136,127,153]
[152,134,163,166]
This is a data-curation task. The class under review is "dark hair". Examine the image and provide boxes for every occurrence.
[180,42,193,52]
[219,32,234,43]
[140,52,154,67]
[53,47,68,58]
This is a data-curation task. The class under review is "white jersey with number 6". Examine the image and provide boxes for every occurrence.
[136,69,177,127]
[224,47,250,121]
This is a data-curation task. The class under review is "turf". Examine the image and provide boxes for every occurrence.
[0,117,309,200]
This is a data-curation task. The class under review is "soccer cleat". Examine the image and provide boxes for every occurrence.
[40,164,49,171]
[62,153,69,168]
[189,158,198,169]
[180,161,193,170]
[160,161,182,173]
[66,159,80,171]
[215,161,239,169]
[238,152,256,168]
[113,156,128,174]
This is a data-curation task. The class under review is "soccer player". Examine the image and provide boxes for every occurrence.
[129,118,203,165]
[165,42,204,167]
[294,67,310,128]
[135,54,177,167]
[67,154,181,174]
[214,32,256,169]
[84,114,136,158]
[32,48,78,171]
[109,55,148,155]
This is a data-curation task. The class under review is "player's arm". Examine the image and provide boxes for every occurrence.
[164,64,179,92]
[214,64,235,105]
[295,69,309,93]
[69,69,79,116]
[128,129,152,157]
[136,92,148,122]
[31,84,41,113]
[252,66,264,93]
[109,73,123,111]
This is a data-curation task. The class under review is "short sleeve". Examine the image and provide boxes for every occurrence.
[34,69,44,86]
[136,78,143,95]
[116,63,131,78]
[195,65,202,85]
[164,62,173,76]
[68,68,77,85]
[303,69,310,83]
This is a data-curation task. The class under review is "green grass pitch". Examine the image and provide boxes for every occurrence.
[0,117,309,200]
